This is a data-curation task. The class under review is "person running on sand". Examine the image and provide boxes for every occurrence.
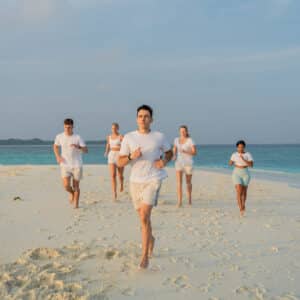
[104,123,124,201]
[53,118,88,209]
[229,140,254,216]
[173,125,197,207]
[118,105,173,269]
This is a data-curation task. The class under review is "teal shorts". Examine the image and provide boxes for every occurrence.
[232,168,251,186]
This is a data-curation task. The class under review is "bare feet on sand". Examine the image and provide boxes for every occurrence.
[139,256,149,269]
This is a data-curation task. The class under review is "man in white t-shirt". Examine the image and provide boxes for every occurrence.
[118,105,173,269]
[53,118,88,209]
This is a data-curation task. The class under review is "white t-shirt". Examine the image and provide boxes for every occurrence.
[54,132,86,168]
[174,137,196,166]
[230,152,254,167]
[119,130,171,183]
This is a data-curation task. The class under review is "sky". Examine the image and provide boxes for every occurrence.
[1,0,300,144]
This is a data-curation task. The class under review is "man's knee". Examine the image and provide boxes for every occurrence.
[63,181,72,191]
[140,212,150,226]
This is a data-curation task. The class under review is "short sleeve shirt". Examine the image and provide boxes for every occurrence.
[54,132,86,168]
[230,152,254,167]
[119,131,171,183]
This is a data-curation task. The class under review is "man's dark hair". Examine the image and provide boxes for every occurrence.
[236,140,246,147]
[64,118,74,126]
[137,104,153,117]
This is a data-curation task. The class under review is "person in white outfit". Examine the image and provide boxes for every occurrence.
[104,123,124,201]
[173,125,197,207]
[118,105,173,269]
[53,118,88,209]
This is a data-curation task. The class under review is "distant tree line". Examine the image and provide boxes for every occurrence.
[0,139,106,145]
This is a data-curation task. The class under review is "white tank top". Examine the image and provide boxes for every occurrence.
[109,135,122,148]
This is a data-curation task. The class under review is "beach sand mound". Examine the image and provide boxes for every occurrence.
[0,241,141,300]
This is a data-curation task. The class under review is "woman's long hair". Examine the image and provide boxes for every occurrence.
[180,125,190,138]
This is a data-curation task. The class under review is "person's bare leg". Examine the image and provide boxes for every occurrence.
[63,177,74,204]
[117,167,124,192]
[138,203,153,269]
[186,174,192,205]
[109,164,117,200]
[73,180,80,209]
[235,184,243,215]
[241,186,248,212]
[176,171,183,207]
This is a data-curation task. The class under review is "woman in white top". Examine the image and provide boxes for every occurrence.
[229,140,254,216]
[173,125,197,207]
[104,123,124,200]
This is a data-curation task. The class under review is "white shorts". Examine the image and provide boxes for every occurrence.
[129,180,162,210]
[108,151,119,165]
[175,161,193,175]
[60,166,83,181]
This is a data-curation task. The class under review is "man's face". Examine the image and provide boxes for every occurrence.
[136,109,152,130]
[64,124,73,135]
[237,144,245,153]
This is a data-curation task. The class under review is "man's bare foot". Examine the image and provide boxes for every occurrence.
[69,192,74,204]
[177,202,183,208]
[148,237,155,258]
[188,201,192,206]
[139,256,149,269]
[240,210,245,217]
[120,184,124,192]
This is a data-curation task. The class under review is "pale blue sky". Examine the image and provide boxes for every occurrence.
[1,0,300,143]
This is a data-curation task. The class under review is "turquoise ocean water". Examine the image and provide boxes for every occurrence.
[1,144,299,186]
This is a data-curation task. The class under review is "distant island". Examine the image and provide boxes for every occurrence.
[0,139,106,145]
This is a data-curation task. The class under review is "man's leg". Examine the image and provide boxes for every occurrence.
[137,203,153,269]
[73,179,80,209]
[62,177,74,204]
[176,171,183,207]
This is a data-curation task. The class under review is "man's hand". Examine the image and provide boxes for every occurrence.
[71,144,81,149]
[131,147,142,160]
[56,156,64,164]
[154,159,165,169]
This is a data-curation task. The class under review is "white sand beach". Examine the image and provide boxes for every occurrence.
[0,165,299,300]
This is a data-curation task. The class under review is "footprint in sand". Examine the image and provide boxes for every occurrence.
[121,287,136,296]
[234,285,267,299]
[163,275,192,290]
[26,248,61,260]
[105,249,121,260]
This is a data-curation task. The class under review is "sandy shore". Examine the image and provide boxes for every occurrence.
[0,165,299,300]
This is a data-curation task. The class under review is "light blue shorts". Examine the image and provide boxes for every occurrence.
[232,168,251,186]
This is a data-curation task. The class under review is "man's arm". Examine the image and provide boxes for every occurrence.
[81,146,88,153]
[53,144,64,164]
[154,149,173,169]
[118,148,142,167]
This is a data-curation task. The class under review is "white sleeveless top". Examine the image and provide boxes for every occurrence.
[174,137,195,165]
[109,135,122,148]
